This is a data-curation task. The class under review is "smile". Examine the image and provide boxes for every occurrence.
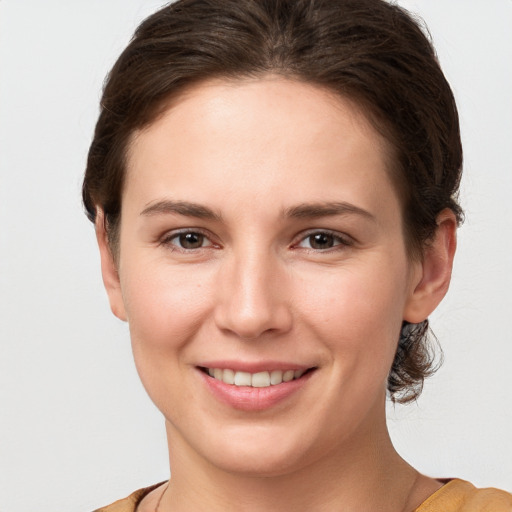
[204,368,307,388]
[198,364,316,411]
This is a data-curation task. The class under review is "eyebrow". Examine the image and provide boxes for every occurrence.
[284,202,375,221]
[140,200,222,221]
[140,199,374,222]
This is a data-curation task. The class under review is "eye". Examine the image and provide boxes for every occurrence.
[296,231,351,251]
[162,230,214,250]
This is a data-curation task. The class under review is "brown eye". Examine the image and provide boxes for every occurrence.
[163,230,213,250]
[308,233,335,249]
[178,232,205,249]
[296,231,351,251]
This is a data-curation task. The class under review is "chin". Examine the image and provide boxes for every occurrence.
[192,422,324,478]
[211,447,308,478]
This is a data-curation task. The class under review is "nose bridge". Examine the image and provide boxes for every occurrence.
[214,243,291,339]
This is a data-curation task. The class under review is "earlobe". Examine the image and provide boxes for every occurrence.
[95,210,128,322]
[403,209,457,323]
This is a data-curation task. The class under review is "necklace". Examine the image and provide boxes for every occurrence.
[154,475,420,511]
[155,483,168,512]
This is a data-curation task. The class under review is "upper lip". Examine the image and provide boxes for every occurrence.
[197,360,314,373]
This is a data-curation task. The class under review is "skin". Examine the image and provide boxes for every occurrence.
[96,77,456,511]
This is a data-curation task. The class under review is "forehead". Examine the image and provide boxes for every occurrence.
[130,76,388,161]
[125,77,399,223]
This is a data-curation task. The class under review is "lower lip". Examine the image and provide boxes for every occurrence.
[199,370,314,411]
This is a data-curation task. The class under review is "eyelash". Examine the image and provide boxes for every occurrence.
[159,229,353,252]
[292,229,353,252]
[160,229,216,252]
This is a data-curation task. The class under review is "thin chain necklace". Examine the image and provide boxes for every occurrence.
[155,483,168,512]
[154,476,420,511]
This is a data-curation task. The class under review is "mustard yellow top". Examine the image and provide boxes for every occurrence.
[414,479,512,511]
[94,479,512,512]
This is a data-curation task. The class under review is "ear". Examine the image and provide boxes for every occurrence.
[403,209,457,323]
[95,210,127,322]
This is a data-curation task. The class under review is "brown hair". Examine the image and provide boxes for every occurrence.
[83,0,463,403]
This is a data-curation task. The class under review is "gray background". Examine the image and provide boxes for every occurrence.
[1,1,511,510]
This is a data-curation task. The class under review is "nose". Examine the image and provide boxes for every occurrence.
[214,250,293,340]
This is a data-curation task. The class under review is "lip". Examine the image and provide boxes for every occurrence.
[198,360,311,373]
[197,362,315,412]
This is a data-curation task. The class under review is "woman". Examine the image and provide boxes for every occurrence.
[83,0,512,510]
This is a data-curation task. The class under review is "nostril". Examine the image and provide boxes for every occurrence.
[213,267,293,339]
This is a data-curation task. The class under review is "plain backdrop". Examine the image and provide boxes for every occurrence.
[0,1,511,511]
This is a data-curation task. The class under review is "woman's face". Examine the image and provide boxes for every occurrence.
[103,77,427,475]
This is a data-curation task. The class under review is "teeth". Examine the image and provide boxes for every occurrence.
[283,370,295,382]
[270,370,283,385]
[252,371,271,388]
[206,368,309,387]
[294,369,305,379]
[234,371,252,386]
[223,368,235,385]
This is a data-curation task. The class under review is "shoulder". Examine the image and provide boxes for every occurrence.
[416,479,512,512]
[93,482,166,512]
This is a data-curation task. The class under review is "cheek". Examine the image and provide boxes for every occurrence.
[119,262,215,413]
[121,260,212,356]
[297,259,407,373]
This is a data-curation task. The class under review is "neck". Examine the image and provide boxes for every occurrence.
[160,417,425,512]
